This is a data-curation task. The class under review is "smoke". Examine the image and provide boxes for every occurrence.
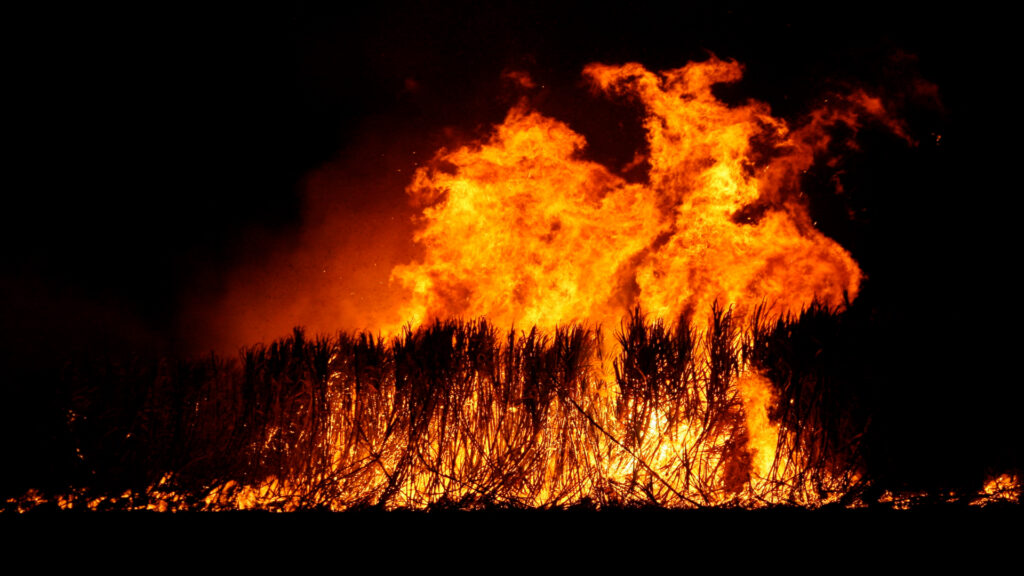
[177,120,425,355]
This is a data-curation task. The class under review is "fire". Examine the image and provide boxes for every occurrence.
[972,474,1021,506]
[376,58,898,508]
[10,58,959,513]
[390,57,890,333]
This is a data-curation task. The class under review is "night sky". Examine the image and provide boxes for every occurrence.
[4,3,1019,486]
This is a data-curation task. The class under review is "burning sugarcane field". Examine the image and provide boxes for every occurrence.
[3,4,1019,538]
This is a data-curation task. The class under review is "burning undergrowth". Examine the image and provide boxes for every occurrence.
[6,302,1019,512]
[0,304,869,510]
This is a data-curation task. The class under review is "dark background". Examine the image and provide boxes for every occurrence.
[3,3,1018,494]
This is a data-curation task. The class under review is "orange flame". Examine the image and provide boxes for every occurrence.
[391,57,897,333]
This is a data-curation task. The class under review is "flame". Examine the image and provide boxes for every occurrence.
[379,58,901,508]
[390,57,893,333]
[381,59,896,507]
[736,371,779,481]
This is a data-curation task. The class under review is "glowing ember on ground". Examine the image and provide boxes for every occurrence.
[972,474,1021,506]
